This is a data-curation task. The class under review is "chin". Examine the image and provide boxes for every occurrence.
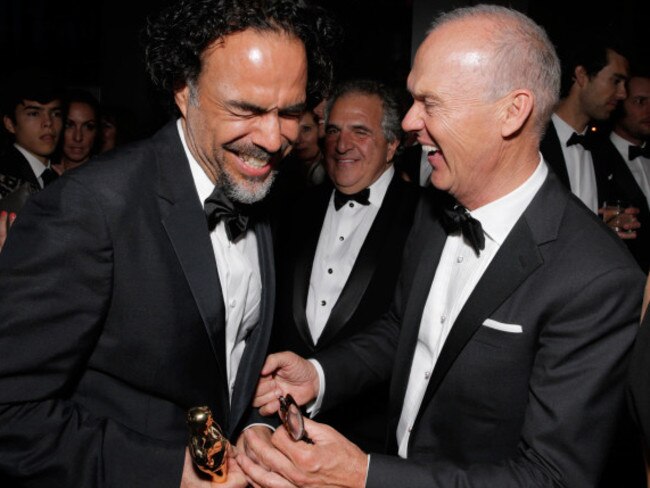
[228,170,277,204]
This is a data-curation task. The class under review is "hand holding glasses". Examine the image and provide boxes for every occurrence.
[279,394,314,444]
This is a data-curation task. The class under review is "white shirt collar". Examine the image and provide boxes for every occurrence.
[367,165,395,206]
[331,164,394,208]
[177,119,213,206]
[610,131,647,160]
[470,157,548,246]
[14,143,50,178]
[551,113,586,145]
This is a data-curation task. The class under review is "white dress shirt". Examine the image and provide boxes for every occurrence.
[306,165,394,343]
[610,132,650,210]
[396,158,548,457]
[178,120,262,401]
[551,114,599,213]
[14,143,52,189]
[418,147,433,187]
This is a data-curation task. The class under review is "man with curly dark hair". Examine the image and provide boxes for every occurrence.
[0,0,335,487]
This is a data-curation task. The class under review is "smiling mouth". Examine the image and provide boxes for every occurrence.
[240,154,269,169]
[422,144,439,155]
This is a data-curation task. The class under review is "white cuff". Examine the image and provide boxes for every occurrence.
[305,358,325,417]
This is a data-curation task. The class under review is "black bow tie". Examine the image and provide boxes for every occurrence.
[566,132,592,150]
[41,167,58,187]
[629,145,650,160]
[440,204,485,255]
[333,188,370,211]
[204,187,252,242]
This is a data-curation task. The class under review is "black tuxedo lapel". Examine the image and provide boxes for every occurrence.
[291,186,331,349]
[154,123,230,420]
[417,217,543,416]
[229,219,275,433]
[598,139,649,211]
[387,203,447,426]
[0,144,41,187]
[541,122,571,189]
[319,175,406,346]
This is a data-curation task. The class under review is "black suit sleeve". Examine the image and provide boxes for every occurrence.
[0,178,184,487]
[627,311,650,447]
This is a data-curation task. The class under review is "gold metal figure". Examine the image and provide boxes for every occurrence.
[187,406,229,482]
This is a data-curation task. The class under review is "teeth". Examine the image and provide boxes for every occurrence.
[422,144,438,154]
[241,155,268,168]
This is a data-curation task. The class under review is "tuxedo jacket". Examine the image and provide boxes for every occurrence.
[627,304,650,449]
[0,143,40,187]
[588,134,650,272]
[272,174,420,452]
[0,143,42,210]
[315,170,644,487]
[0,121,276,487]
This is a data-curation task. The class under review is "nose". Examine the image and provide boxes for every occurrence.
[42,112,54,128]
[616,83,628,101]
[335,130,353,154]
[73,127,83,142]
[253,112,283,154]
[401,103,424,133]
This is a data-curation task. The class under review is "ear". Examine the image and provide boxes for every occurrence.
[574,65,589,88]
[386,138,399,163]
[501,90,533,138]
[3,115,16,135]
[174,84,190,119]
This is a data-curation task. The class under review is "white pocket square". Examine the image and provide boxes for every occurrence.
[482,319,523,333]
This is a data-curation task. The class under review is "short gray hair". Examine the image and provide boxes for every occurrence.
[430,4,560,136]
[324,79,403,143]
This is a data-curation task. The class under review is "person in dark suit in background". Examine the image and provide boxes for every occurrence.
[539,37,643,243]
[239,5,644,487]
[0,70,63,236]
[0,0,334,486]
[271,79,419,452]
[590,68,650,272]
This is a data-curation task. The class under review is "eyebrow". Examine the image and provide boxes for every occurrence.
[20,103,62,111]
[228,100,306,116]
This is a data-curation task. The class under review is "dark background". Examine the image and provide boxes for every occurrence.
[0,0,645,140]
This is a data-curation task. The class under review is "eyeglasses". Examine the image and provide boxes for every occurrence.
[278,394,314,444]
[187,406,229,482]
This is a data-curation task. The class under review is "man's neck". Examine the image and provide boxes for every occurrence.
[613,126,643,146]
[554,98,590,133]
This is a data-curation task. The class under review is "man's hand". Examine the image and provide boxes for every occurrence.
[254,352,320,416]
[599,205,640,239]
[237,417,367,488]
[180,446,247,488]
[0,211,16,253]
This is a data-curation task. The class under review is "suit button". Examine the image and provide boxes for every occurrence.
[349,202,354,208]
[328,268,333,274]
[321,300,327,306]
[457,256,464,263]
[229,299,237,308]
[339,236,344,241]
[424,371,431,379]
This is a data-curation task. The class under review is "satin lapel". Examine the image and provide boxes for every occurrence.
[418,212,544,413]
[229,219,276,433]
[605,144,649,211]
[291,188,331,349]
[318,176,403,346]
[155,123,229,409]
[541,123,571,189]
[387,203,447,424]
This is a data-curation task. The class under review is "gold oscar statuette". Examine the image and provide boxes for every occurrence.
[187,406,229,483]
